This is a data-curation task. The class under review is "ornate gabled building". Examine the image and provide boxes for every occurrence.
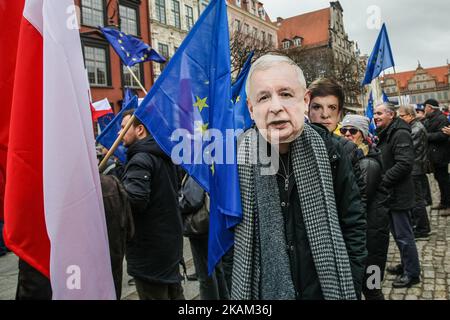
[276,1,363,113]
[382,62,450,106]
[77,0,154,113]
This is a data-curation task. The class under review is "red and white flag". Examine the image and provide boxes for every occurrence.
[91,98,113,121]
[2,0,115,299]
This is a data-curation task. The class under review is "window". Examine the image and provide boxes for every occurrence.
[411,96,416,103]
[119,5,138,36]
[155,0,166,24]
[293,38,302,47]
[438,92,442,100]
[158,43,169,72]
[252,27,258,37]
[282,41,290,49]
[251,0,257,15]
[261,31,265,43]
[236,0,241,7]
[244,24,250,34]
[172,0,181,29]
[81,0,104,27]
[123,64,143,88]
[424,94,429,100]
[235,19,241,31]
[201,1,209,12]
[417,84,421,90]
[444,92,449,100]
[83,45,108,86]
[185,5,194,30]
[268,34,273,45]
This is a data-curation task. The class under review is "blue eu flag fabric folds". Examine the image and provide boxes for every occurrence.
[232,51,254,131]
[134,0,242,274]
[362,24,395,86]
[365,92,376,135]
[100,27,166,67]
[96,95,138,164]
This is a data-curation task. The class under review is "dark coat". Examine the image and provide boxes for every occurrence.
[376,118,415,211]
[310,125,367,298]
[357,145,390,286]
[100,174,134,299]
[409,119,429,176]
[122,135,183,284]
[423,109,450,165]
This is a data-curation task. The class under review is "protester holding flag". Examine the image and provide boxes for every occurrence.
[119,109,184,300]
[233,54,366,300]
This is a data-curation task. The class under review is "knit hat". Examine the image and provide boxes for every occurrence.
[423,99,439,109]
[341,114,369,139]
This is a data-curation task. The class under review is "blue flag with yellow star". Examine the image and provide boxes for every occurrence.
[232,51,254,131]
[96,95,138,164]
[100,27,166,67]
[134,0,242,274]
[362,23,395,86]
[365,92,376,135]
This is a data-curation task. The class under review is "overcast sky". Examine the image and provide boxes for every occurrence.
[263,0,450,72]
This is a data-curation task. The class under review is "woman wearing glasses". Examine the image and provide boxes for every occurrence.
[340,115,390,301]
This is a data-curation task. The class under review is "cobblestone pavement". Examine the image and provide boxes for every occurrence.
[382,176,450,300]
[0,175,449,300]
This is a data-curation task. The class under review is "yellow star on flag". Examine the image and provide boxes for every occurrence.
[195,122,209,135]
[193,96,208,112]
[118,39,122,44]
[235,95,240,103]
[210,162,215,176]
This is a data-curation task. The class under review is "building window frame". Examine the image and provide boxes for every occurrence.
[158,42,170,73]
[282,40,291,49]
[171,0,181,29]
[185,5,194,31]
[155,0,167,24]
[121,63,144,89]
[119,1,140,36]
[81,37,111,87]
[80,0,107,28]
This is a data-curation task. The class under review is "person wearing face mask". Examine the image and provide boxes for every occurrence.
[340,115,390,300]
[232,54,366,300]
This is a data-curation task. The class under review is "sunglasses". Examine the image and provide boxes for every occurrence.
[340,127,359,135]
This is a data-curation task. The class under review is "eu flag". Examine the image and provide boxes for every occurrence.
[365,92,376,135]
[232,51,254,131]
[96,95,138,164]
[134,0,241,274]
[362,24,395,86]
[100,27,166,67]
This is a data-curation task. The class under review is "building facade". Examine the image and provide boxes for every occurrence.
[382,62,450,107]
[148,0,210,81]
[227,0,278,48]
[76,0,154,113]
[276,1,363,113]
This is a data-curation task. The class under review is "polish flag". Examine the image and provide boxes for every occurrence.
[2,0,115,299]
[91,98,113,122]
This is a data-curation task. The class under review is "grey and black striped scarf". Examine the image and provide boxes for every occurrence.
[231,124,356,300]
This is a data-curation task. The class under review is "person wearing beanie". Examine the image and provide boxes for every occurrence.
[423,99,450,211]
[341,114,389,300]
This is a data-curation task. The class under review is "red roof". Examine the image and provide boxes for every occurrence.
[276,8,330,48]
[384,65,450,90]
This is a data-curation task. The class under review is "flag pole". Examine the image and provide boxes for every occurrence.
[126,66,148,94]
[98,66,147,172]
[98,114,136,172]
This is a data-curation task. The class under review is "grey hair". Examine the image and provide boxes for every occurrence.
[398,105,417,118]
[245,54,307,98]
[377,102,397,117]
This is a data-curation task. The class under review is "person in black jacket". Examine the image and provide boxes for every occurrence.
[232,55,366,300]
[423,99,450,210]
[340,114,390,300]
[374,103,421,288]
[398,105,431,238]
[120,109,184,300]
